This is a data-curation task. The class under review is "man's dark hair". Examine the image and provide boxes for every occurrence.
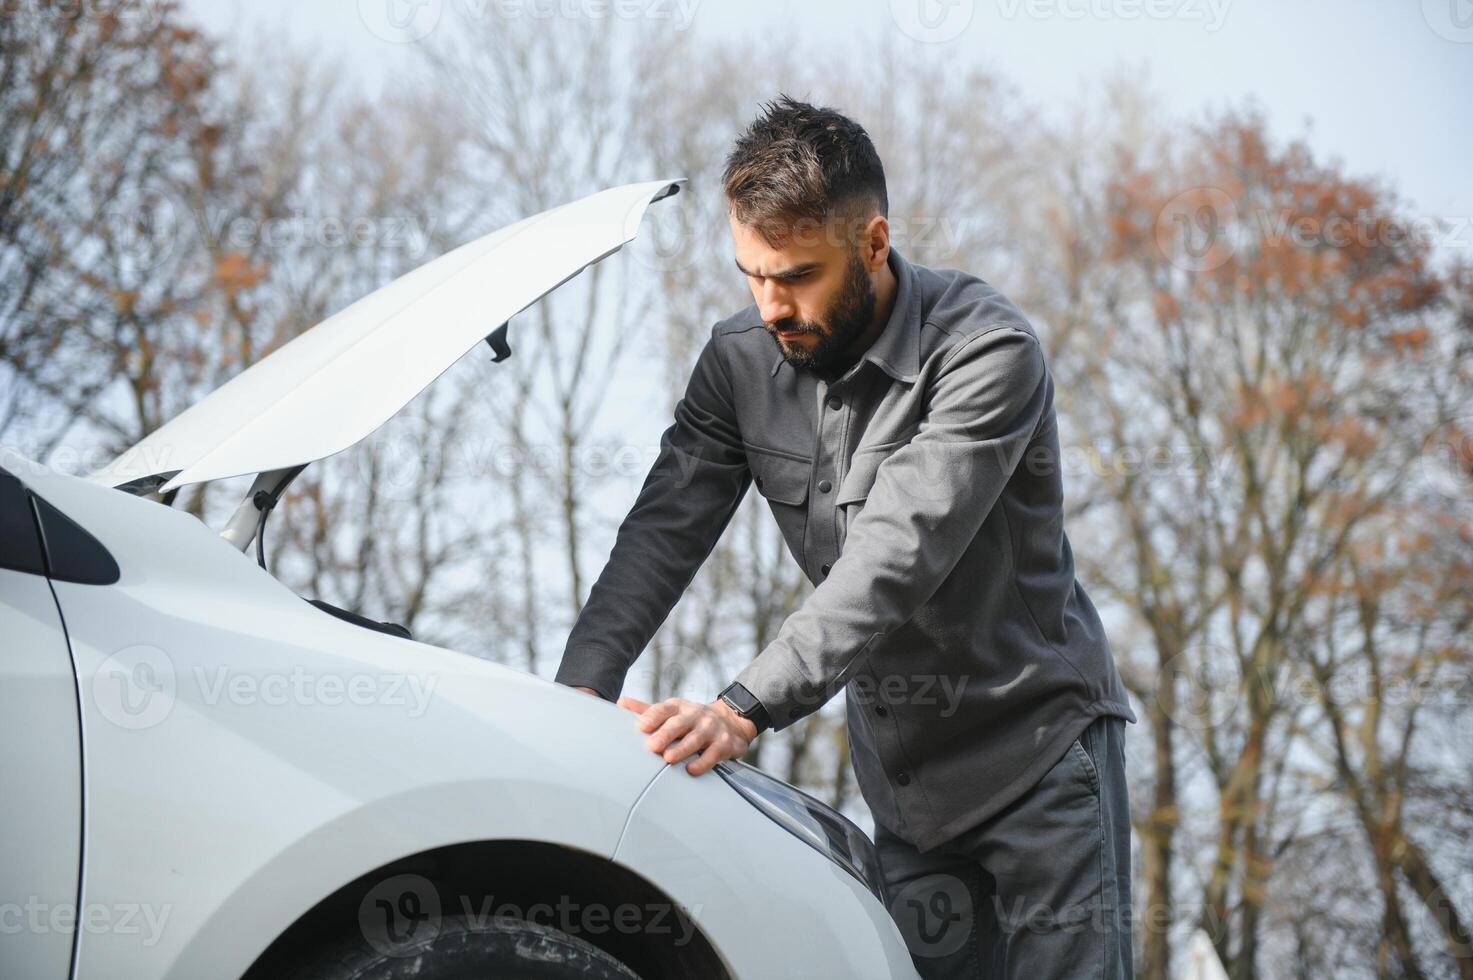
[722,95,888,246]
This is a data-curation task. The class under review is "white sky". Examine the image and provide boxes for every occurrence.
[183,0,1473,237]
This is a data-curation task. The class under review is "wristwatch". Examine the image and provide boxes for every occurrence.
[717,682,771,736]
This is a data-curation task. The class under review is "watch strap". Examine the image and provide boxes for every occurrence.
[718,681,771,735]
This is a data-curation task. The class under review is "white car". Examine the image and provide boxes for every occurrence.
[0,181,920,980]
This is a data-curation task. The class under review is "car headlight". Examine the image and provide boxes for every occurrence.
[715,759,885,902]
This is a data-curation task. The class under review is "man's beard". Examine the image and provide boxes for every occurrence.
[767,251,877,378]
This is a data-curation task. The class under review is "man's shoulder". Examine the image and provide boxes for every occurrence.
[912,260,1041,352]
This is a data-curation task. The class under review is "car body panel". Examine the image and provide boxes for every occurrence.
[0,566,83,979]
[6,451,667,978]
[616,764,920,980]
[85,179,683,493]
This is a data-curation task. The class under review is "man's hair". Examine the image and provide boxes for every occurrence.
[722,94,888,247]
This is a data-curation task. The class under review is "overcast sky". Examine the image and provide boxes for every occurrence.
[183,0,1471,249]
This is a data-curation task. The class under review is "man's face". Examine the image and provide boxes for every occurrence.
[730,214,879,377]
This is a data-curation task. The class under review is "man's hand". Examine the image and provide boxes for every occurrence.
[615,696,756,775]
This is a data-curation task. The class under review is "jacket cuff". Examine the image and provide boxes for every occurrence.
[733,657,816,733]
[554,646,630,702]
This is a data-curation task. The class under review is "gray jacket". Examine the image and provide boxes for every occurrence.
[555,246,1135,852]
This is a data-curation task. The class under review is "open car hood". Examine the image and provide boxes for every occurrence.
[88,179,684,493]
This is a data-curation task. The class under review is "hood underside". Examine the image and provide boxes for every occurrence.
[87,179,684,493]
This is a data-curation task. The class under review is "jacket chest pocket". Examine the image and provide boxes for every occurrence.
[749,450,811,554]
[837,448,887,506]
[835,448,887,546]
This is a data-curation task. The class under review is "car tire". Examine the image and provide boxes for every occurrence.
[283,915,643,980]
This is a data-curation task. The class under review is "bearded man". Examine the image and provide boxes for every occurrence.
[557,95,1136,979]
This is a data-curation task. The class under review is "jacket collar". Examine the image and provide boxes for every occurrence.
[769,245,921,383]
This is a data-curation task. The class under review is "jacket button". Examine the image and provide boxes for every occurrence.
[818,479,832,493]
[820,562,831,576]
[754,476,764,490]
[826,396,842,410]
[875,704,888,717]
[896,771,911,786]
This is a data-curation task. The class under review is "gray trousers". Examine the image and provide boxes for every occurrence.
[875,715,1132,979]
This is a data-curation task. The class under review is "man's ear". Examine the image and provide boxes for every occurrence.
[858,213,890,271]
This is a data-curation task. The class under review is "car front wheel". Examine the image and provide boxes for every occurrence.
[285,915,642,980]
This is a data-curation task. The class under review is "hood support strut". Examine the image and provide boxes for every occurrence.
[220,466,306,554]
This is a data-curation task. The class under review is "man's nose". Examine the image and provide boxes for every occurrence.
[757,282,796,325]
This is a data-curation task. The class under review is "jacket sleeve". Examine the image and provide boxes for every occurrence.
[734,325,1049,729]
[554,328,751,700]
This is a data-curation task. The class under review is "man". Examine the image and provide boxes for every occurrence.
[556,95,1135,978]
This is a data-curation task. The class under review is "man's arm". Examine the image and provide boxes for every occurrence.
[733,325,1049,729]
[554,328,750,701]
